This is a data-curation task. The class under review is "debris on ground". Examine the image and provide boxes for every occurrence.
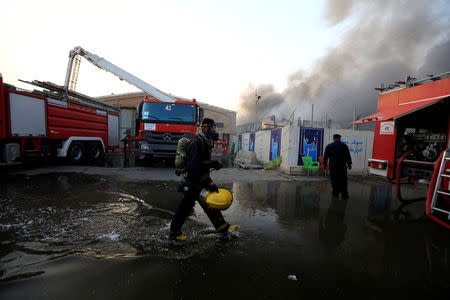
[237,163,263,170]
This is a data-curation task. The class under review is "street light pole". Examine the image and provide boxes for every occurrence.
[255,89,261,131]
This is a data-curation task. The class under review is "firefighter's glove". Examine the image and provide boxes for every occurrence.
[207,181,219,193]
[210,160,223,170]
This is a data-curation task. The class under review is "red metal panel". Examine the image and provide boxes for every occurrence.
[139,123,197,137]
[49,127,107,141]
[47,106,107,129]
[352,96,448,124]
[398,77,450,105]
[377,91,399,111]
[48,105,107,125]
[372,121,397,178]
[47,116,107,133]
[47,101,109,142]
[155,123,196,134]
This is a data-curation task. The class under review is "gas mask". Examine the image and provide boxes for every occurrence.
[206,124,219,141]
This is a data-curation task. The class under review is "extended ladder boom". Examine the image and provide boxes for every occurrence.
[64,46,176,102]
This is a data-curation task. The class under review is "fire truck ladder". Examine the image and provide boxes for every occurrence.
[68,54,81,91]
[427,149,450,228]
[64,46,177,103]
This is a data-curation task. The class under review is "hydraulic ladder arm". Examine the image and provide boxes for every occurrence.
[64,46,176,102]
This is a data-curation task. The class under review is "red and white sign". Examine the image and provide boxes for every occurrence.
[380,121,395,135]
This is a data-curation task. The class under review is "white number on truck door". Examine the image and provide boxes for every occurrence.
[165,105,172,111]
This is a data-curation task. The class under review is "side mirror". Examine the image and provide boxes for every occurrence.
[137,102,143,120]
[198,107,204,125]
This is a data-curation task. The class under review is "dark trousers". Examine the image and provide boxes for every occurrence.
[170,188,227,234]
[329,168,348,198]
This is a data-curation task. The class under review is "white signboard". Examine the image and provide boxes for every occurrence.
[144,123,156,131]
[380,121,395,135]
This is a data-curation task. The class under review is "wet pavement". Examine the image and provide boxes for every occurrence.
[1,171,449,299]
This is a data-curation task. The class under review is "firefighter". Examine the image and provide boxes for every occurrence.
[169,118,237,241]
[323,134,352,199]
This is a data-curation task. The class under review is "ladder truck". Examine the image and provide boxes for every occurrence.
[65,47,203,160]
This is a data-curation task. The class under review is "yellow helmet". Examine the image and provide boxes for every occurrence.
[200,188,233,210]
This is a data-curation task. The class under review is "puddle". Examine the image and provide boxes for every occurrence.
[0,173,449,298]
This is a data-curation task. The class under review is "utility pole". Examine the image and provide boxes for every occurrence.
[311,104,314,127]
[255,89,261,131]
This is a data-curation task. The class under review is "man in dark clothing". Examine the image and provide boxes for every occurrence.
[169,118,236,241]
[323,134,352,199]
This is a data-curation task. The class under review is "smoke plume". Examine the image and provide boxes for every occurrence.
[237,0,450,127]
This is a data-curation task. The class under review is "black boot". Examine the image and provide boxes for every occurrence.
[169,231,187,241]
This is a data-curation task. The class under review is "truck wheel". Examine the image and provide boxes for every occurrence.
[68,142,85,163]
[86,142,104,163]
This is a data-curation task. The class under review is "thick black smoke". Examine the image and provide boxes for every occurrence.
[237,0,450,127]
[237,83,284,124]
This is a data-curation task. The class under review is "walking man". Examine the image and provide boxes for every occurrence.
[170,118,236,241]
[323,134,352,199]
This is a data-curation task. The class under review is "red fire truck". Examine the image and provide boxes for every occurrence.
[353,72,450,228]
[353,72,449,182]
[0,73,120,164]
[64,47,203,159]
[136,95,202,159]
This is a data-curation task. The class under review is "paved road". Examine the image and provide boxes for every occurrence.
[7,164,397,185]
[9,165,319,183]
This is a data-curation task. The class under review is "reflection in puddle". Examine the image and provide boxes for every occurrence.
[319,198,348,249]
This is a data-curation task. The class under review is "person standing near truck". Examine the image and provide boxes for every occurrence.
[323,134,352,199]
[169,118,237,241]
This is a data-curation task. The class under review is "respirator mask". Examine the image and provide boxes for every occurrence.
[206,124,219,141]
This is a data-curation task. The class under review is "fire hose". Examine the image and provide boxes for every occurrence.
[395,150,413,202]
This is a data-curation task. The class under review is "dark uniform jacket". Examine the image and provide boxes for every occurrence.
[185,132,212,187]
[323,141,352,170]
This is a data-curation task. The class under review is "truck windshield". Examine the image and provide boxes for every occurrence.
[141,102,196,124]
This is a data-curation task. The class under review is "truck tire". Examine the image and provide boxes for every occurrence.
[86,142,104,163]
[68,142,85,163]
